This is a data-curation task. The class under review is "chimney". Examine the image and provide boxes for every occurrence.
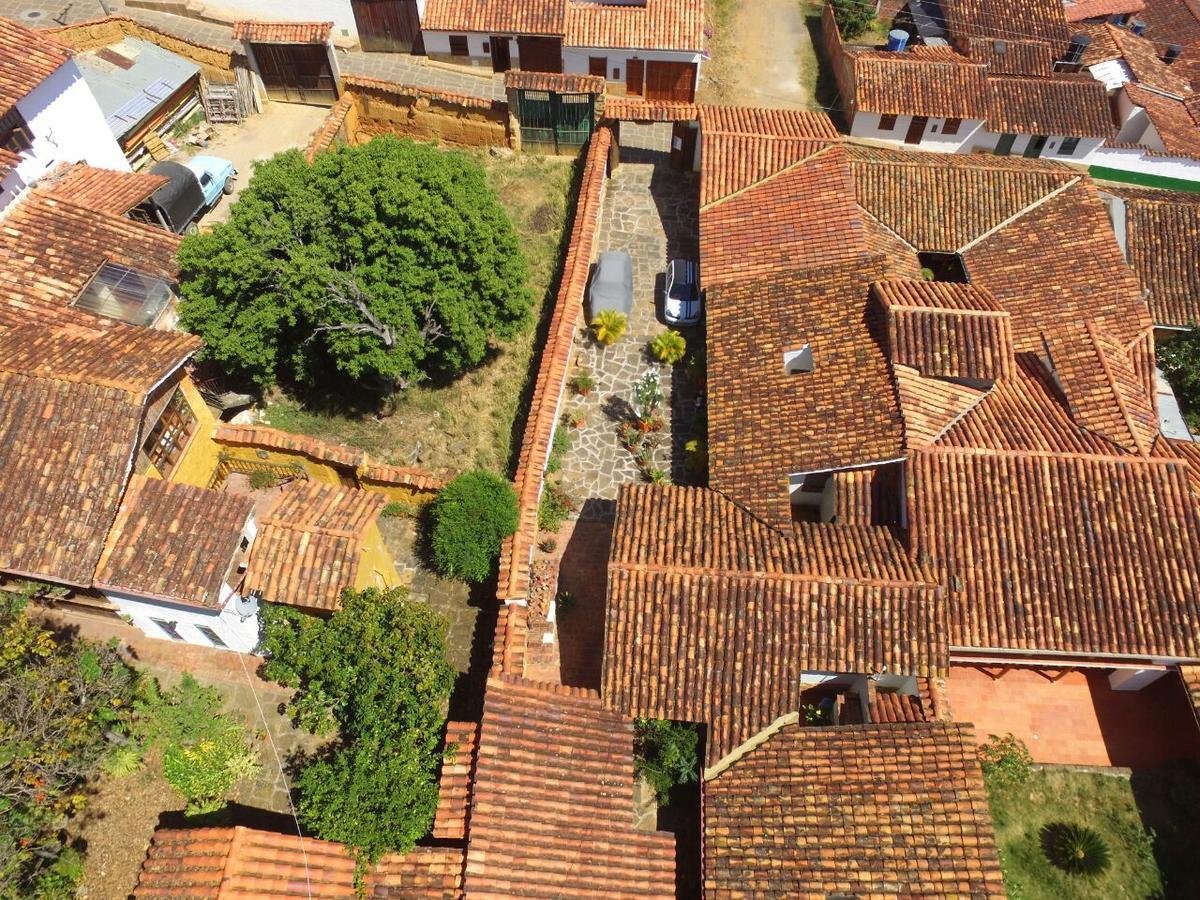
[886,29,909,52]
[1130,20,1147,35]
[1164,43,1183,64]
[1063,33,1091,66]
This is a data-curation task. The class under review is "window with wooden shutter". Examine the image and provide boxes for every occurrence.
[143,387,197,476]
[449,35,469,56]
[942,117,961,136]
[878,113,898,131]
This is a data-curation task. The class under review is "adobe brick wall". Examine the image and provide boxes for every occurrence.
[49,15,242,79]
[329,76,510,149]
[820,2,858,120]
[496,126,612,607]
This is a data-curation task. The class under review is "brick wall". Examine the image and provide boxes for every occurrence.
[496,126,612,606]
[820,2,858,120]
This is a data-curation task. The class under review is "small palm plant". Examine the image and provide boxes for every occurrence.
[592,310,628,346]
[650,330,687,365]
[1040,823,1111,876]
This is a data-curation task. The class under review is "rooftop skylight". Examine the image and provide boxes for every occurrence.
[72,262,175,326]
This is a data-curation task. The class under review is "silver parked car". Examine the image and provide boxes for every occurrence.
[663,259,701,326]
[588,250,634,319]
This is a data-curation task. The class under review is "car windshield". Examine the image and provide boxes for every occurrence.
[670,281,698,302]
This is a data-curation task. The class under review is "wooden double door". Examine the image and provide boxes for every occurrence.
[517,36,563,73]
[251,43,338,106]
[351,0,422,53]
[626,60,696,102]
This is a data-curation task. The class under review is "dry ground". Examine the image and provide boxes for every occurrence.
[261,150,576,476]
[699,0,819,109]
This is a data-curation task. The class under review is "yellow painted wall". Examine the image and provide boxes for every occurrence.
[216,444,348,485]
[358,480,439,505]
[355,521,402,590]
[169,378,225,489]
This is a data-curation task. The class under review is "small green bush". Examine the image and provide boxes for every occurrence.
[592,310,628,345]
[1040,822,1112,876]
[537,482,575,533]
[978,733,1034,790]
[248,470,277,490]
[429,470,519,582]
[569,370,596,396]
[162,730,260,816]
[546,427,572,475]
[1158,327,1200,430]
[831,0,876,39]
[650,330,687,365]
[381,500,415,518]
[634,718,700,803]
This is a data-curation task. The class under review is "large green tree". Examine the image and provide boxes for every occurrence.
[258,587,455,862]
[177,137,531,391]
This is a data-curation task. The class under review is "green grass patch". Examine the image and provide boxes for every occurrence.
[988,768,1163,899]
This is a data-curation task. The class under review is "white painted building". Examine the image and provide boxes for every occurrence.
[1,57,129,212]
[104,588,261,654]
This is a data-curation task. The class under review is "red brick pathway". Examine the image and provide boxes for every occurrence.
[946,666,1200,767]
[555,518,613,690]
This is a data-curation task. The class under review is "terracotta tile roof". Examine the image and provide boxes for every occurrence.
[860,210,925,277]
[703,722,1004,898]
[1112,186,1200,327]
[94,475,251,607]
[231,21,333,44]
[497,128,611,602]
[306,94,353,161]
[503,70,604,94]
[215,424,365,468]
[0,372,143,586]
[432,720,477,840]
[876,279,1015,382]
[603,485,945,768]
[869,685,933,722]
[463,675,676,897]
[358,462,447,491]
[910,447,1200,658]
[1107,24,1195,94]
[985,74,1115,137]
[959,178,1151,354]
[1181,664,1200,728]
[1082,20,1124,62]
[1046,322,1159,454]
[847,46,990,118]
[967,36,1057,76]
[846,143,1077,252]
[421,0,565,36]
[39,163,169,215]
[944,0,1070,46]
[0,321,198,394]
[1124,82,1200,157]
[340,75,499,111]
[370,847,464,898]
[603,97,698,121]
[893,364,989,447]
[135,824,463,898]
[699,104,842,138]
[701,144,870,290]
[243,481,384,611]
[564,0,705,52]
[707,257,904,527]
[0,190,181,329]
[0,146,18,178]
[1138,0,1200,67]
[1066,0,1145,21]
[0,18,71,114]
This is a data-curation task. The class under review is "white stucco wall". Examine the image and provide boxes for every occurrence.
[1088,58,1133,91]
[106,588,261,654]
[1091,145,1200,184]
[208,0,359,42]
[968,129,1104,163]
[849,111,984,152]
[1,59,128,210]
[563,47,702,88]
[422,29,502,64]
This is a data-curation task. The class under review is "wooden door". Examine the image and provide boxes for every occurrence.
[904,115,928,144]
[516,36,562,73]
[490,36,511,72]
[644,61,696,101]
[626,58,644,96]
[351,0,422,53]
[252,43,338,106]
[669,122,697,170]
[588,56,607,78]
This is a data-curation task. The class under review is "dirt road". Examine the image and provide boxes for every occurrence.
[699,0,815,109]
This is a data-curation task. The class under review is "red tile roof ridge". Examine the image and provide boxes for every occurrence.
[697,105,840,139]
[610,557,936,591]
[873,278,1009,314]
[231,20,333,43]
[956,174,1083,253]
[921,443,1180,465]
[341,74,499,110]
[46,15,236,56]
[1084,320,1156,455]
[699,140,841,212]
[488,672,602,700]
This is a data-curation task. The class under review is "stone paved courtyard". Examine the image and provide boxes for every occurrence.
[558,126,700,512]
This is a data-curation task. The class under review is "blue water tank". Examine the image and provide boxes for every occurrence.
[887,29,910,52]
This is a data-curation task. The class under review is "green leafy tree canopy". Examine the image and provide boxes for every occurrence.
[832,0,876,39]
[429,470,519,582]
[177,137,531,391]
[258,587,455,861]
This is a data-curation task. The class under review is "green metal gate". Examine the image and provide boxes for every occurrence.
[517,88,594,152]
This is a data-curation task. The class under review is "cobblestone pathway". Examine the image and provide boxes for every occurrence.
[558,130,700,511]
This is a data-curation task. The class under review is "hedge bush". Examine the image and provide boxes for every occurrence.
[429,470,519,581]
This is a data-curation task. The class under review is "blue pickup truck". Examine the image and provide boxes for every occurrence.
[138,155,237,234]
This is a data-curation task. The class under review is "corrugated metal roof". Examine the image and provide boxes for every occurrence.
[75,37,199,138]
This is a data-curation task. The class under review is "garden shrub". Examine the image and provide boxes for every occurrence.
[650,330,687,365]
[978,733,1034,790]
[248,470,277,490]
[1158,327,1200,431]
[545,426,572,475]
[258,587,455,862]
[1040,822,1112,876]
[428,470,519,582]
[831,0,876,39]
[569,370,596,396]
[381,500,415,518]
[537,482,576,533]
[161,731,260,815]
[634,718,700,803]
[592,310,628,345]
